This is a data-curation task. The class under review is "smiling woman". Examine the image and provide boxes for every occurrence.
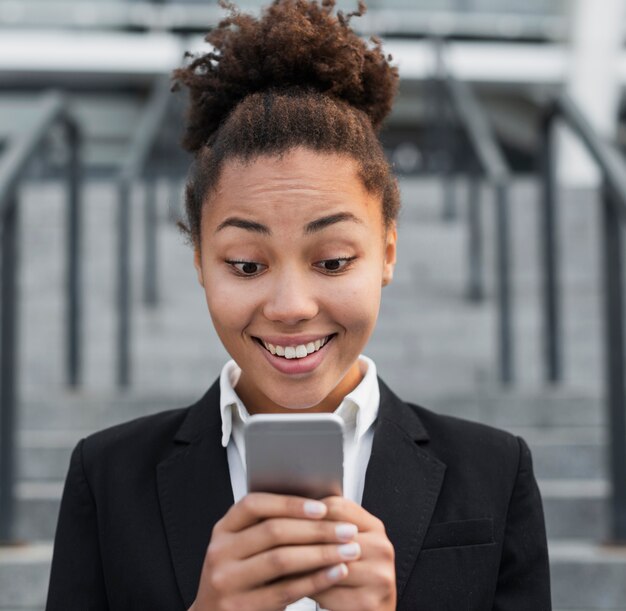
[46,1,551,610]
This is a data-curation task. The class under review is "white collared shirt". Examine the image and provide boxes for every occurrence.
[219,355,380,611]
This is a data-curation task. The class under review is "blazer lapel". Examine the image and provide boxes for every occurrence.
[157,380,234,609]
[362,379,447,602]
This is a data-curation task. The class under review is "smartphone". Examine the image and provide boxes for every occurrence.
[244,413,344,499]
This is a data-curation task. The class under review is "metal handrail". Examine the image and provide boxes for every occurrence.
[0,91,82,543]
[434,41,515,385]
[116,75,172,388]
[444,76,510,185]
[539,91,626,542]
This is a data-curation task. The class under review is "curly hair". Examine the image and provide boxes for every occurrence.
[172,0,400,249]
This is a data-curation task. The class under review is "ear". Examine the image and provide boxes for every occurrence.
[382,223,397,287]
[193,245,205,288]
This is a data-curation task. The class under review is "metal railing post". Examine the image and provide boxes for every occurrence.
[466,168,484,302]
[439,55,514,383]
[143,176,158,306]
[539,113,561,383]
[0,193,19,544]
[64,116,82,387]
[432,36,457,221]
[601,182,626,543]
[117,177,132,388]
[114,76,172,386]
[495,181,513,384]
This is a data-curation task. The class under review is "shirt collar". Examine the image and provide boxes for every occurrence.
[335,355,379,440]
[219,355,380,448]
[219,360,248,447]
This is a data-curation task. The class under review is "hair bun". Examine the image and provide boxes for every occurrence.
[172,0,399,153]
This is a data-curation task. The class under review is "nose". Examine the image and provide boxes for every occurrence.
[262,265,319,324]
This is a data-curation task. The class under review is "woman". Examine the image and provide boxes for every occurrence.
[46,1,551,609]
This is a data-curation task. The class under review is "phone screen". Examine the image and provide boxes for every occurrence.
[244,413,344,499]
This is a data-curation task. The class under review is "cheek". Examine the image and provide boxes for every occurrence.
[204,272,258,333]
[325,269,382,333]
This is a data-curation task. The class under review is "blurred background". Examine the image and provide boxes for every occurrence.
[1,0,626,608]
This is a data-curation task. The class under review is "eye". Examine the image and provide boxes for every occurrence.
[314,257,356,273]
[226,260,266,276]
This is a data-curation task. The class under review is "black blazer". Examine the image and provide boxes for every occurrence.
[46,377,551,610]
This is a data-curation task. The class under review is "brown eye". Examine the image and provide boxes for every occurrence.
[324,260,342,271]
[227,261,265,276]
[314,257,356,273]
[242,262,258,274]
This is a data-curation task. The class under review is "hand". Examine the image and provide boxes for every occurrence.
[189,492,361,611]
[311,497,396,611]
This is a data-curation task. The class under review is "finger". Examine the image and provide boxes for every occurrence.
[344,531,395,563]
[235,518,359,559]
[334,531,396,585]
[217,493,327,533]
[313,585,358,610]
[228,541,362,590]
[321,496,384,532]
[314,584,382,611]
[324,558,396,588]
[238,562,349,611]
[314,565,396,611]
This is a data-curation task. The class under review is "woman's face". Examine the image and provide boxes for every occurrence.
[193,147,397,414]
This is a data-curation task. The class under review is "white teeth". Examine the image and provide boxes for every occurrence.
[260,335,332,359]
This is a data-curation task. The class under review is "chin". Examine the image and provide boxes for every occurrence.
[268,387,329,411]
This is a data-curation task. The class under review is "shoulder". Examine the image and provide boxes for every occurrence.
[76,407,192,482]
[409,401,519,446]
[76,380,222,477]
[405,400,527,481]
[376,377,526,477]
[81,406,190,455]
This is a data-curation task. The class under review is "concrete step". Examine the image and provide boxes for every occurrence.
[2,541,626,610]
[11,478,610,542]
[17,390,198,431]
[424,387,605,428]
[549,541,626,610]
[0,544,50,610]
[540,480,608,541]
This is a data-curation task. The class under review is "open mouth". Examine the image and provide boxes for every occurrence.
[254,334,336,360]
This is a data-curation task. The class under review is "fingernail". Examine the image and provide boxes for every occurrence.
[304,500,327,517]
[326,563,348,581]
[338,542,361,559]
[335,523,358,542]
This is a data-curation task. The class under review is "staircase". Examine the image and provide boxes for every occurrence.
[1,175,625,610]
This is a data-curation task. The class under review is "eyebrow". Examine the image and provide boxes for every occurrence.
[215,212,362,236]
[304,212,362,235]
[215,217,271,235]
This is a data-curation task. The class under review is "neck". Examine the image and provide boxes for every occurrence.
[235,360,364,415]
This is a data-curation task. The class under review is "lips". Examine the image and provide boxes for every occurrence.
[258,335,333,359]
[253,334,336,375]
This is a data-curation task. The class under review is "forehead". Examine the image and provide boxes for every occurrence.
[203,148,382,229]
